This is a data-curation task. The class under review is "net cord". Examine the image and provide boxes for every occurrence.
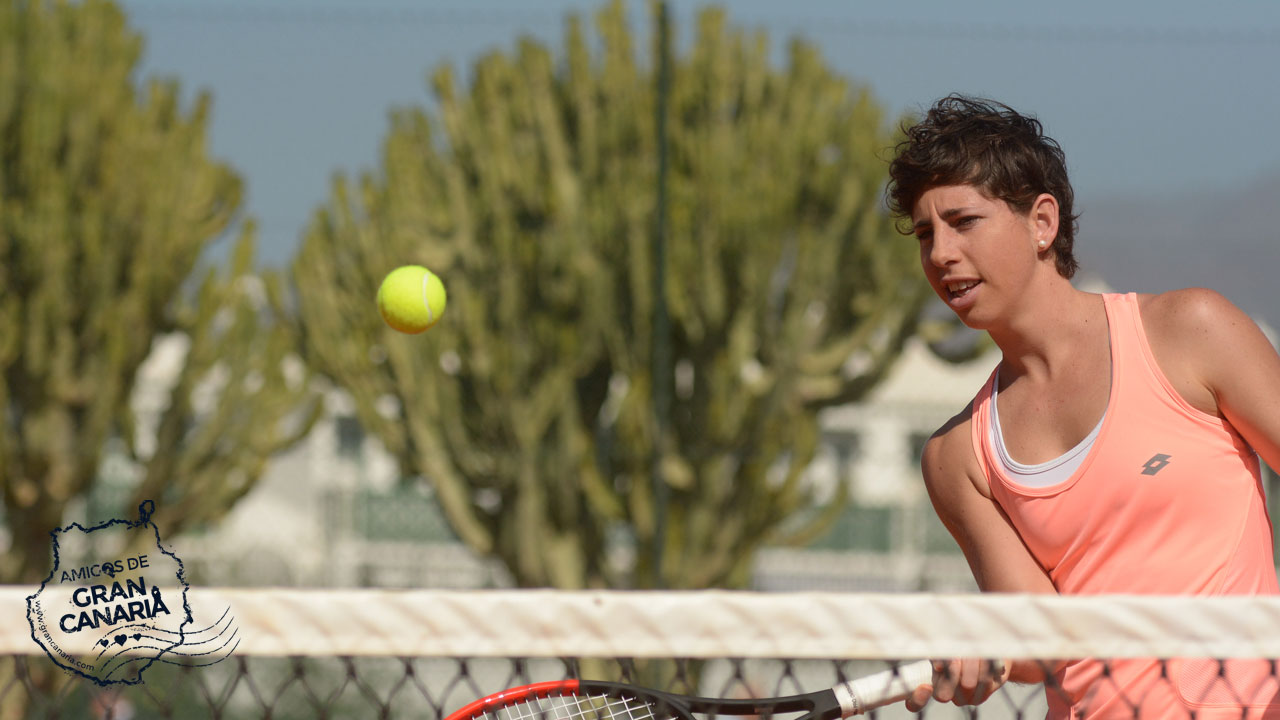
[8,587,1280,659]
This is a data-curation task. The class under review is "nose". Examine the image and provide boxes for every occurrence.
[926,226,961,268]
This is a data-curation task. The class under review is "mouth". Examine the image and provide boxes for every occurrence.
[944,279,981,301]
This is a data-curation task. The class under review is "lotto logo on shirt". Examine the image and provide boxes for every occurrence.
[1141,453,1172,476]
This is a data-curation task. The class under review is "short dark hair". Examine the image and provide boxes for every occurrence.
[887,95,1080,279]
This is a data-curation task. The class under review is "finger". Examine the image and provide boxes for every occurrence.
[932,659,960,704]
[964,659,1007,705]
[904,682,933,713]
[979,659,1010,703]
[944,659,1006,706]
[959,658,982,700]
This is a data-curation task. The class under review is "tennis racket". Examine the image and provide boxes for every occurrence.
[446,659,935,720]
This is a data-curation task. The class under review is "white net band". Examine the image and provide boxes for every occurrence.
[8,587,1280,659]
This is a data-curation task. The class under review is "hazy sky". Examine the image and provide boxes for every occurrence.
[117,0,1280,270]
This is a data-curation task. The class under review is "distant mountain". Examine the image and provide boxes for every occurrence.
[1075,172,1280,334]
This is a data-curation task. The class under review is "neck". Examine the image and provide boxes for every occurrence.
[986,279,1104,381]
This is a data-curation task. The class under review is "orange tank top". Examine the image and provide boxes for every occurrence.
[969,293,1280,718]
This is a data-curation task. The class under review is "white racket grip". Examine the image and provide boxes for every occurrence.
[834,659,934,716]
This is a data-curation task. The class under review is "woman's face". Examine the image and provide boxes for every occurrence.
[911,184,1048,329]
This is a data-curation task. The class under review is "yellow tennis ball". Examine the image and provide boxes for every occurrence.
[376,265,447,334]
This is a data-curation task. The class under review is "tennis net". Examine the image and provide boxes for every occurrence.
[4,588,1280,718]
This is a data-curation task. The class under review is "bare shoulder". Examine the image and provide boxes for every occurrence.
[1138,288,1277,414]
[1138,287,1256,339]
[920,399,1058,593]
[921,401,992,501]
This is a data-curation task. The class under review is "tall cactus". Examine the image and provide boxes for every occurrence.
[0,0,321,584]
[293,1,930,589]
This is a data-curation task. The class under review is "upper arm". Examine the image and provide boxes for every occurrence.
[1142,288,1280,473]
[920,413,1056,595]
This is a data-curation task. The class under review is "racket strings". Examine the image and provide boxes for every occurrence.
[499,694,671,720]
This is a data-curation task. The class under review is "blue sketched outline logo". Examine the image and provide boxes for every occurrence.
[25,500,239,685]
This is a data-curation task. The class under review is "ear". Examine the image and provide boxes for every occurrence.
[1030,193,1059,251]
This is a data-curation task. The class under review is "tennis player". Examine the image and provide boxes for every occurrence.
[886,95,1280,718]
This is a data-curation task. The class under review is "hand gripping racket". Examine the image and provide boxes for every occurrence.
[445,659,935,720]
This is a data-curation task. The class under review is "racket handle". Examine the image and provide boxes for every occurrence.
[836,659,934,716]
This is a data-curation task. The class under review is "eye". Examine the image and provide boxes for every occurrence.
[955,215,979,229]
[915,229,933,243]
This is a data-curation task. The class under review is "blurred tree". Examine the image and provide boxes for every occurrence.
[293,1,930,589]
[0,0,321,585]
